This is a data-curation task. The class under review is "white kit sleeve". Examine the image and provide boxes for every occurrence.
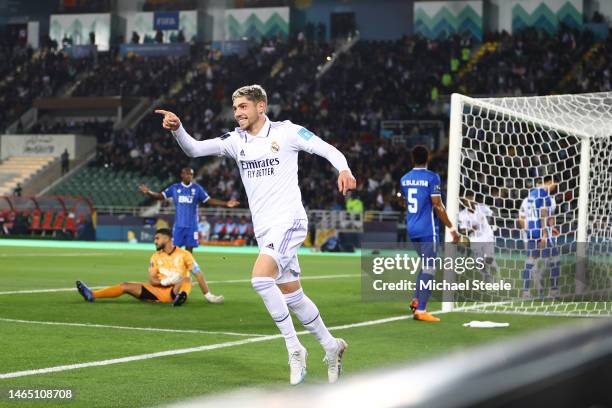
[308,137,351,173]
[171,125,223,157]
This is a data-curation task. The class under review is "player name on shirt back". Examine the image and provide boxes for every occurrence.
[401,179,429,187]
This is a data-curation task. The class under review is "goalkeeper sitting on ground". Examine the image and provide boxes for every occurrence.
[76,228,223,306]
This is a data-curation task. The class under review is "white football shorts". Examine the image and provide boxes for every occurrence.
[257,219,308,284]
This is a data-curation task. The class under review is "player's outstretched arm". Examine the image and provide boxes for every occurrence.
[206,198,240,208]
[138,184,165,200]
[155,109,223,158]
[432,196,460,242]
[308,138,356,195]
[192,271,224,304]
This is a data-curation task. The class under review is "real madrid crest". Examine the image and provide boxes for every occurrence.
[271,140,280,153]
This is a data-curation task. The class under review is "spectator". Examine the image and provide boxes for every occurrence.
[13,183,22,197]
[61,149,70,175]
[155,30,164,44]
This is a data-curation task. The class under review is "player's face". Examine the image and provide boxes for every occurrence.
[233,97,264,131]
[154,234,170,251]
[181,169,193,184]
[547,181,557,194]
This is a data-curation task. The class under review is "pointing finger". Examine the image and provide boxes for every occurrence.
[154,109,170,115]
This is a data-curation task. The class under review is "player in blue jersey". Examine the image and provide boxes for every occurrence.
[139,167,239,252]
[520,175,557,299]
[400,146,459,322]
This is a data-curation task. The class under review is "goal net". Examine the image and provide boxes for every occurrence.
[444,92,612,317]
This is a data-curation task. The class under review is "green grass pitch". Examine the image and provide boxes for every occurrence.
[0,243,578,407]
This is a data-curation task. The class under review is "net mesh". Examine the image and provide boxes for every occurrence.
[450,92,612,316]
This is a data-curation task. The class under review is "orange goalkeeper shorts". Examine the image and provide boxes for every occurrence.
[141,282,192,303]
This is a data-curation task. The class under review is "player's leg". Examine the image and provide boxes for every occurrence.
[170,277,192,306]
[482,242,499,281]
[279,255,347,384]
[184,227,199,253]
[77,280,144,302]
[521,239,539,298]
[252,252,306,385]
[546,240,561,298]
[173,226,186,249]
[409,239,422,313]
[413,237,439,322]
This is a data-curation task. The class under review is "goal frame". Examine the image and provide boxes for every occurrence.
[443,93,593,313]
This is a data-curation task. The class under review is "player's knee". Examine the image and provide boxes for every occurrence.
[282,287,304,306]
[251,276,275,293]
[252,254,279,278]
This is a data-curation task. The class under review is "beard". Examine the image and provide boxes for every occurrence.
[237,116,253,130]
[155,243,164,251]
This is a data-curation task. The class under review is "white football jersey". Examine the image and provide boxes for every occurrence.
[458,204,494,242]
[172,116,350,236]
[217,118,348,235]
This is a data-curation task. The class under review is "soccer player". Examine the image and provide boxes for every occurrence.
[139,167,240,252]
[76,228,224,305]
[458,193,499,282]
[155,84,356,385]
[520,176,557,299]
[400,145,459,322]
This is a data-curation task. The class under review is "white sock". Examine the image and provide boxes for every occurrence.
[285,288,337,354]
[252,277,302,353]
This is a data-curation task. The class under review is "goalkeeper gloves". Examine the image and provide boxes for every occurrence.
[205,292,224,304]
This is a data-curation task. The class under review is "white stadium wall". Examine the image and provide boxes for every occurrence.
[0,135,96,161]
[120,10,199,44]
[49,13,112,51]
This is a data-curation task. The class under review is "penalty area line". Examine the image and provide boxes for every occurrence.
[0,309,450,380]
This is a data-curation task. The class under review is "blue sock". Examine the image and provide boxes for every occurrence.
[416,272,433,311]
[549,256,560,289]
[413,271,422,300]
[522,260,534,290]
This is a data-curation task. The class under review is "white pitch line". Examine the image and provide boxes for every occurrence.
[0,252,122,257]
[0,274,359,296]
[0,317,268,338]
[0,310,448,380]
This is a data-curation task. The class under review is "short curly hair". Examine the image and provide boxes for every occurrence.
[232,84,268,112]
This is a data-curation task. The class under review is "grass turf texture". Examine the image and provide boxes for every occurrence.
[0,245,578,407]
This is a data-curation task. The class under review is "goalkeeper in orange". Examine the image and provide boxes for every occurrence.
[75,228,223,306]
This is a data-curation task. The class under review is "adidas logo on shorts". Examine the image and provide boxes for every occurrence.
[266,243,274,250]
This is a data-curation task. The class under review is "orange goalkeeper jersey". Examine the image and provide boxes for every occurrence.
[149,246,198,282]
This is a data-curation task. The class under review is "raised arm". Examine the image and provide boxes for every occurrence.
[138,184,165,201]
[308,137,356,195]
[155,109,222,158]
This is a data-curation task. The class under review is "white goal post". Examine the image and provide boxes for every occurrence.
[443,92,612,316]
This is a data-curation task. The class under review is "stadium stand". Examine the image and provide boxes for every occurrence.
[7,27,612,213]
[50,167,171,207]
[0,46,95,131]
[0,156,58,196]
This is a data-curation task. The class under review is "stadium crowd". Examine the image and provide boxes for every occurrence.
[4,25,611,212]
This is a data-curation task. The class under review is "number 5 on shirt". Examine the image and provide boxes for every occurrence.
[407,188,418,213]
